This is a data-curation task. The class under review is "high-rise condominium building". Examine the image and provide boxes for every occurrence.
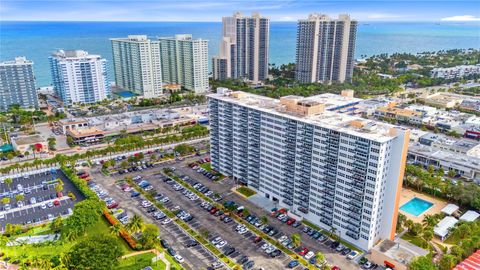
[49,50,110,105]
[295,14,357,83]
[212,12,269,83]
[209,89,410,250]
[158,34,209,94]
[0,57,38,111]
[110,35,162,98]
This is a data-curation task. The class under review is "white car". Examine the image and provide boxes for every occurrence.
[174,254,184,263]
[305,251,315,260]
[17,184,23,192]
[162,218,172,225]
[0,213,5,219]
[41,204,47,210]
[48,214,54,221]
[215,241,227,249]
[347,251,359,260]
[4,204,10,210]
[30,197,36,204]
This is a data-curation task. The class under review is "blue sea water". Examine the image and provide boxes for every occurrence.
[1,21,479,87]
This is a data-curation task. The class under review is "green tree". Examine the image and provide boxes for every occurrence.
[439,254,457,270]
[4,177,12,187]
[50,217,63,231]
[1,197,10,205]
[15,193,25,202]
[408,256,436,270]
[109,223,122,237]
[422,229,434,242]
[139,224,159,249]
[63,234,123,270]
[291,233,301,248]
[316,251,325,264]
[448,170,456,178]
[48,137,57,150]
[126,214,144,233]
[62,199,102,240]
[260,215,268,224]
[410,223,424,236]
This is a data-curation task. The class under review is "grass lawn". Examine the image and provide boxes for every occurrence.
[2,216,132,261]
[236,186,256,198]
[401,233,431,250]
[118,253,166,270]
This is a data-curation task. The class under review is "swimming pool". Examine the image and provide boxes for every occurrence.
[400,197,434,217]
[116,91,137,98]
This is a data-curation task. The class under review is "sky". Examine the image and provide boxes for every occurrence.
[1,0,480,22]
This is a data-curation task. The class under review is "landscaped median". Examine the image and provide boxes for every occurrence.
[163,170,316,270]
[233,186,256,198]
[125,177,238,269]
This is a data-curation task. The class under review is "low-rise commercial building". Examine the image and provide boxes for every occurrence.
[369,239,429,270]
[420,92,465,109]
[11,134,48,154]
[407,143,480,182]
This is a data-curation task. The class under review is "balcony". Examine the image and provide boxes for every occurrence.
[346,231,359,240]
[347,224,360,233]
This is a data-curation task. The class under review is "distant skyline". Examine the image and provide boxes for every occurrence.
[1,0,480,22]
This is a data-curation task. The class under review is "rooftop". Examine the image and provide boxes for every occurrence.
[459,210,479,222]
[209,91,404,143]
[409,143,480,169]
[373,239,429,265]
[453,250,480,270]
[51,50,102,60]
[12,135,46,146]
[66,127,105,138]
[434,216,459,238]
[0,57,33,66]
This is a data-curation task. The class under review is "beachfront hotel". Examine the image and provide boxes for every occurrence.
[158,34,209,94]
[110,35,163,98]
[212,12,270,83]
[295,14,357,83]
[0,57,39,111]
[49,50,110,105]
[208,89,410,250]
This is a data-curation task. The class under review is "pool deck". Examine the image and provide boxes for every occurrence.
[399,188,448,223]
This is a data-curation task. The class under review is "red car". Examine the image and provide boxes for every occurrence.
[210,208,218,215]
[286,218,296,225]
[79,173,89,179]
[299,247,309,256]
[253,236,262,243]
[331,267,340,270]
[53,200,60,206]
[56,191,63,198]
[107,202,119,209]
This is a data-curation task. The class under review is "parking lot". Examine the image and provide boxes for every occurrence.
[0,169,84,231]
[174,157,363,270]
[91,167,219,270]
[125,171,292,270]
[91,152,365,270]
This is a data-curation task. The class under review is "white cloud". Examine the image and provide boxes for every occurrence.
[441,15,480,21]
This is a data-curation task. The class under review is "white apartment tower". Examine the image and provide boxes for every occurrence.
[295,14,357,83]
[110,35,163,98]
[212,12,270,83]
[0,57,39,111]
[49,50,110,105]
[158,34,209,94]
[208,90,410,251]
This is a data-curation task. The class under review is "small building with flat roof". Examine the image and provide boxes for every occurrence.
[434,216,458,241]
[11,134,48,154]
[441,204,459,216]
[66,127,105,145]
[459,210,479,222]
[370,239,429,270]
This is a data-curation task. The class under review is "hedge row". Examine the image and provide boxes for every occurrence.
[103,209,137,249]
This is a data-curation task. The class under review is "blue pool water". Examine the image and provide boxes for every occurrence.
[400,197,434,217]
[116,91,137,98]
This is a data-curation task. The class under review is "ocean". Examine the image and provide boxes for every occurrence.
[1,21,479,87]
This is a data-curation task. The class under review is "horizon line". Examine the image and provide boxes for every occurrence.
[2,19,479,23]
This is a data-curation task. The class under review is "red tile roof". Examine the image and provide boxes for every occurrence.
[453,250,480,270]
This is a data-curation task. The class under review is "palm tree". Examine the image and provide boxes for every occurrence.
[126,214,144,233]
[4,177,12,187]
[15,194,25,202]
[330,227,338,241]
[422,215,437,228]
[110,223,122,236]
[316,251,325,264]
[1,197,10,206]
[291,233,301,248]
